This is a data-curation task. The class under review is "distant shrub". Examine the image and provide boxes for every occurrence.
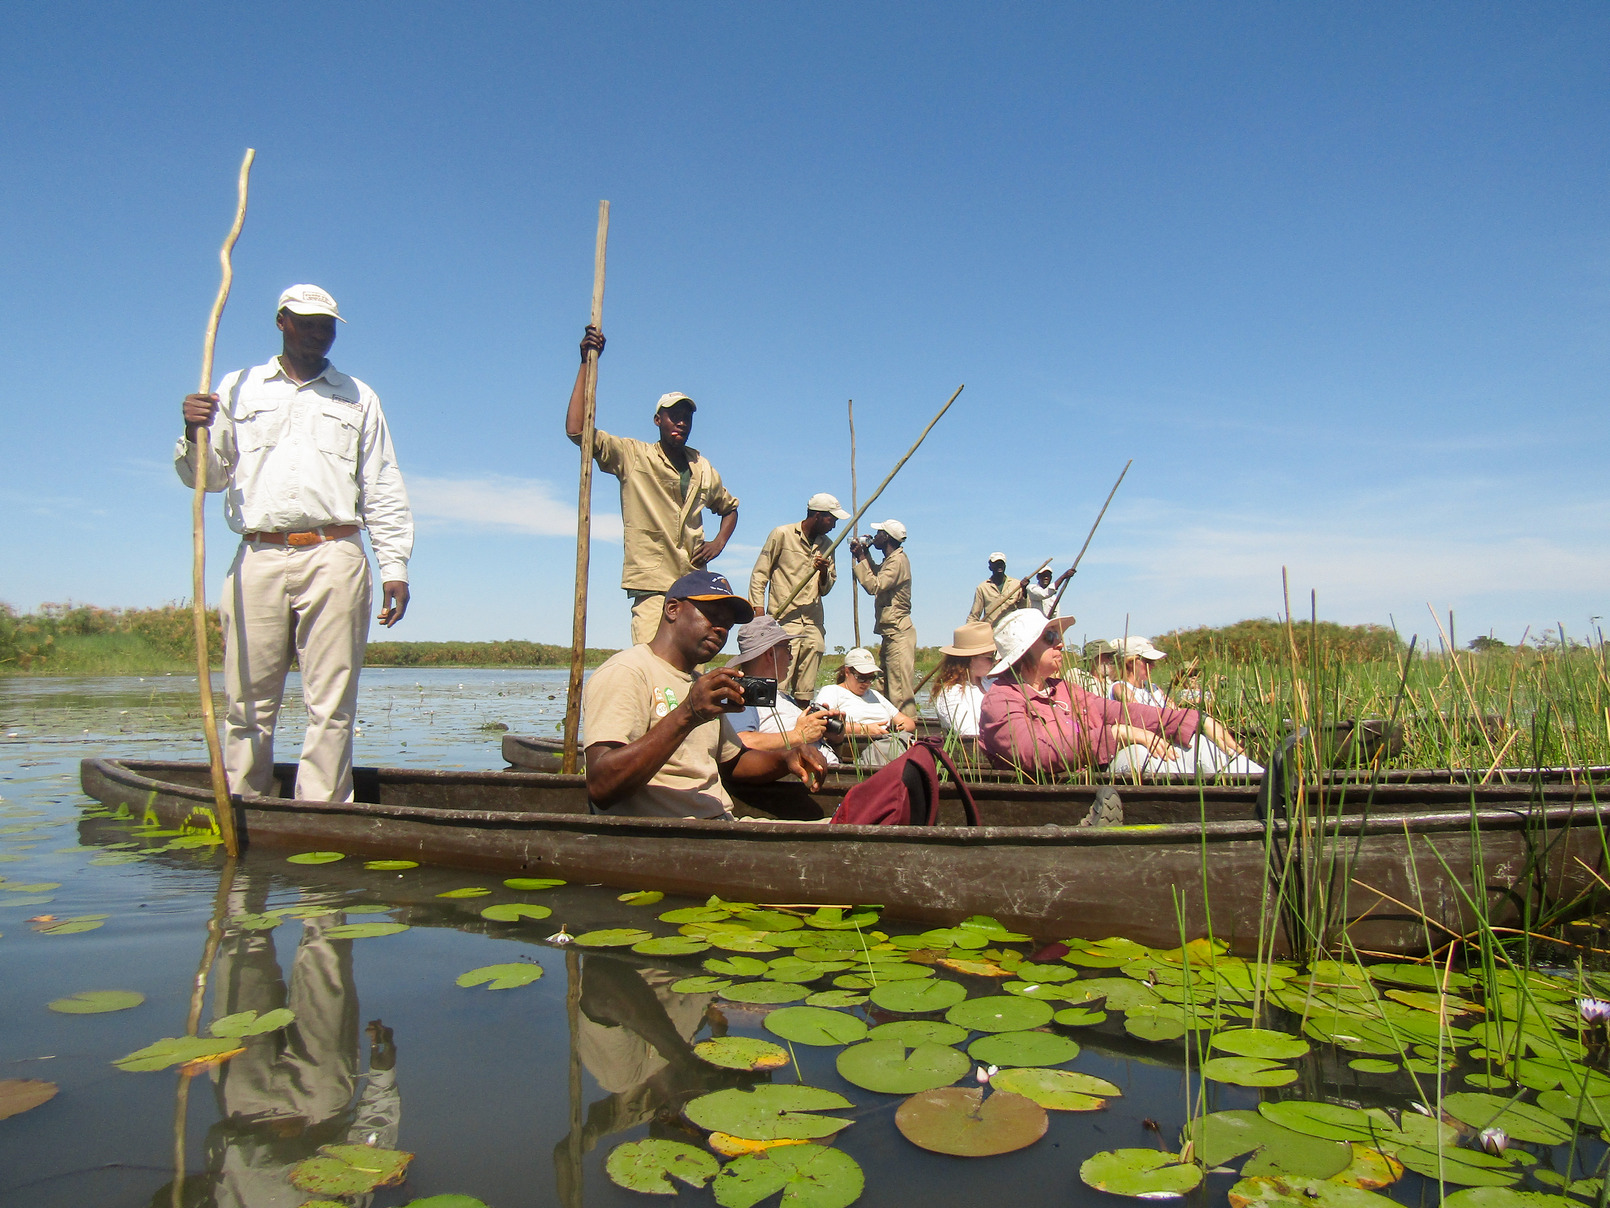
[1152,618,1406,665]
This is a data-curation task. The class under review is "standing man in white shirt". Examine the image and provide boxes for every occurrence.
[176,285,414,803]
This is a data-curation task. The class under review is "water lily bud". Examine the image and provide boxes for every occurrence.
[1478,1126,1508,1156]
[547,925,573,945]
[975,1065,997,1085]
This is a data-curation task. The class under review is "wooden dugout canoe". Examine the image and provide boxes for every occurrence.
[79,755,1610,956]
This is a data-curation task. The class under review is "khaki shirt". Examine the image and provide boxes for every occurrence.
[582,644,744,818]
[852,547,912,634]
[591,430,739,593]
[748,523,836,620]
[969,577,1021,623]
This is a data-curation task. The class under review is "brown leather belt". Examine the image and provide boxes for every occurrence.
[243,524,360,547]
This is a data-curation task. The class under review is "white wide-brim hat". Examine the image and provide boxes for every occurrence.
[989,609,1079,677]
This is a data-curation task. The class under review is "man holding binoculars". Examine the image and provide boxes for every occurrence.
[850,519,918,718]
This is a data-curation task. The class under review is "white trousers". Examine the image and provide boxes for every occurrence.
[219,536,372,802]
[1109,735,1265,779]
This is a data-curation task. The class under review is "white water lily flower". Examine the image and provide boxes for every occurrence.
[975,1065,998,1085]
[1577,997,1610,1023]
[546,925,573,945]
[1478,1126,1508,1156]
[1409,1102,1433,1117]
[1021,985,1041,994]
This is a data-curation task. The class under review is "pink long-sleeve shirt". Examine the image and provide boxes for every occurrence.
[978,672,1202,774]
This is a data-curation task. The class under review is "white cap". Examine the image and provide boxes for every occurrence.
[1117,636,1167,662]
[807,492,851,519]
[656,392,696,412]
[989,609,1079,677]
[277,284,345,322]
[988,552,1007,565]
[871,519,907,541]
[842,647,881,675]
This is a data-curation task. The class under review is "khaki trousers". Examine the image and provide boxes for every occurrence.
[878,621,918,717]
[779,607,825,701]
[628,593,666,646]
[220,536,372,802]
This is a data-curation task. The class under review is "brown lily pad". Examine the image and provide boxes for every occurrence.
[0,1079,57,1120]
[895,1086,1047,1156]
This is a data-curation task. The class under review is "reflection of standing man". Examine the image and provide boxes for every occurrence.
[748,493,849,705]
[850,520,917,718]
[177,285,414,804]
[565,327,740,646]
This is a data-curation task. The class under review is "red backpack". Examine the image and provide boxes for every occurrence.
[830,738,982,826]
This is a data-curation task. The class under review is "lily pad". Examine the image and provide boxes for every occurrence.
[706,932,780,953]
[47,989,145,1015]
[707,956,770,977]
[289,1144,413,1195]
[671,976,732,994]
[572,928,654,947]
[480,902,553,923]
[364,859,418,870]
[869,979,967,1014]
[633,935,710,956]
[1053,1007,1108,1027]
[1441,1192,1577,1208]
[36,915,107,935]
[504,877,565,890]
[0,1079,57,1120]
[1213,1027,1311,1060]
[437,887,492,899]
[324,922,410,939]
[695,1037,791,1071]
[456,962,544,990]
[685,1085,852,1140]
[1331,1145,1406,1189]
[660,905,733,924]
[211,1008,295,1037]
[619,890,665,905]
[230,912,286,931]
[1123,1005,1189,1042]
[712,1145,863,1208]
[1057,976,1161,1011]
[1349,1058,1399,1074]
[113,1036,244,1072]
[836,1040,970,1094]
[606,1138,719,1194]
[286,851,345,864]
[765,1007,869,1047]
[991,1067,1120,1110]
[897,1086,1047,1156]
[807,991,868,1008]
[1441,1092,1572,1145]
[967,1030,1080,1068]
[1228,1176,1400,1208]
[945,995,1054,1033]
[868,1020,970,1046]
[721,981,810,1005]
[734,909,805,932]
[1392,1145,1520,1187]
[1080,1148,1202,1197]
[1202,1056,1299,1087]
[1259,1101,1399,1145]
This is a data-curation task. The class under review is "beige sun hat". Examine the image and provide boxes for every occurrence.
[277,284,345,322]
[989,609,1079,677]
[940,621,995,658]
[841,647,881,676]
[806,492,851,520]
[870,519,907,542]
[1116,636,1167,662]
[656,391,696,411]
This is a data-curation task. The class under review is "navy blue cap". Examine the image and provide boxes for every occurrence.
[667,570,755,623]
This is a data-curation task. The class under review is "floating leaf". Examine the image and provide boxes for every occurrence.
[2,882,61,892]
[1123,1005,1188,1042]
[286,851,345,865]
[945,995,1053,1033]
[992,1067,1119,1110]
[1053,1007,1108,1027]
[765,1007,869,1047]
[504,877,565,890]
[1441,1092,1572,1145]
[707,956,770,977]
[572,928,654,947]
[868,1020,970,1046]
[1080,1148,1202,1197]
[695,1037,791,1071]
[633,935,710,956]
[734,910,805,932]
[0,895,51,907]
[671,976,733,994]
[1213,1027,1311,1060]
[1535,1088,1610,1128]
[1463,1072,1513,1090]
[807,991,868,1008]
[1330,1145,1405,1189]
[836,1040,969,1094]
[1203,1056,1298,1087]
[230,912,287,931]
[36,915,107,935]
[1258,1101,1401,1145]
[1441,1192,1578,1208]
[1369,962,1474,991]
[897,1086,1047,1156]
[1349,1058,1399,1074]
[456,963,544,990]
[480,902,553,923]
[47,990,144,1015]
[345,904,393,914]
[712,1145,863,1208]
[708,1135,814,1158]
[89,853,142,866]
[364,859,418,870]
[660,905,733,924]
[620,890,665,905]
[1240,1127,1352,1180]
[967,1030,1079,1068]
[400,1197,489,1208]
[211,1008,295,1037]
[437,886,492,899]
[721,981,810,1005]
[1228,1175,1400,1208]
[869,979,967,1014]
[324,922,410,939]
[0,1079,57,1120]
[289,1145,413,1195]
[1070,977,1161,1011]
[941,958,1014,978]
[1392,1145,1520,1187]
[685,1085,852,1140]
[705,932,779,954]
[605,1138,719,1194]
[113,1036,244,1072]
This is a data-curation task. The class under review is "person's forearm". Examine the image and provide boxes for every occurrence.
[737,730,792,752]
[728,746,792,784]
[707,510,738,557]
[565,359,589,443]
[585,706,703,805]
[1200,716,1241,754]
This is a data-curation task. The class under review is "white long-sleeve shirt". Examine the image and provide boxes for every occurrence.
[175,357,414,583]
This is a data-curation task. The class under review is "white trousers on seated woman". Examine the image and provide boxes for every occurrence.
[1108,735,1264,778]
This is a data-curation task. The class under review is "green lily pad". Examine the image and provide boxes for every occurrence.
[1239,1127,1352,1180]
[695,1037,791,1071]
[1393,1145,1520,1187]
[807,991,868,1008]
[707,956,770,976]
[364,859,418,870]
[619,890,664,905]
[1080,1148,1202,1197]
[437,887,491,899]
[456,963,544,990]
[286,851,345,864]
[1053,1007,1109,1027]
[401,1197,489,1208]
[1369,962,1474,991]
[113,1035,243,1072]
[1202,1056,1298,1087]
[1441,1092,1572,1145]
[868,1020,970,1046]
[1056,976,1160,1011]
[480,902,553,923]
[671,976,732,994]
[36,915,107,935]
[289,1145,412,1195]
[89,853,143,866]
[504,877,565,890]
[1228,1175,1401,1208]
[967,1030,1080,1068]
[1302,1014,1402,1056]
[660,905,733,924]
[47,989,144,1015]
[1349,1058,1399,1074]
[345,904,393,914]
[712,1145,863,1208]
[836,1040,969,1094]
[869,978,967,1014]
[230,912,287,931]
[1258,1101,1400,1145]
[685,1085,852,1140]
[735,909,806,932]
[991,1067,1119,1110]
[1123,1005,1188,1042]
[2,882,61,892]
[945,995,1054,1033]
[765,1007,870,1047]
[721,981,810,1005]
[1213,1027,1311,1060]
[633,935,711,956]
[606,1138,719,1194]
[896,1085,1046,1156]
[572,928,654,947]
[323,922,410,939]
[1462,1072,1513,1090]
[706,932,780,953]
[1535,1088,1610,1128]
[1441,1192,1578,1208]
[211,1008,295,1037]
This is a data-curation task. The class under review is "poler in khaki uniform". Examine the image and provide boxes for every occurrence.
[566,327,739,645]
[968,553,1019,623]
[177,285,414,804]
[747,492,850,703]
[850,519,918,718]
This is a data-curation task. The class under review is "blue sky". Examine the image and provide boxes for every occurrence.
[3,3,1606,653]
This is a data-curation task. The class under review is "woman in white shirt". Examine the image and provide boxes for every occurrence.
[1108,636,1261,776]
[813,647,915,767]
[927,621,996,738]
[727,616,840,766]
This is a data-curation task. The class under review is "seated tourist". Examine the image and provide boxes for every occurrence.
[978,610,1257,779]
[928,621,997,738]
[814,647,917,767]
[582,571,828,818]
[1108,636,1259,775]
[726,615,841,767]
[1082,638,1119,697]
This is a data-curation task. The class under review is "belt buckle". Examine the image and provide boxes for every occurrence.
[286,530,321,548]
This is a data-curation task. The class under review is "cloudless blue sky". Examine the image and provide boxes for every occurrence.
[3,3,1606,653]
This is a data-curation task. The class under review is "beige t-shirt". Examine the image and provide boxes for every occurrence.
[582,644,744,818]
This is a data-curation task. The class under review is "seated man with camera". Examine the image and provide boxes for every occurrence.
[726,615,843,767]
[582,571,828,819]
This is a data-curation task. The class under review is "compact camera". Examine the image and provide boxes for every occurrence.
[735,676,778,708]
[806,702,846,736]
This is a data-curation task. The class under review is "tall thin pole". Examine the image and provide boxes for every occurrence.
[848,399,861,649]
[1051,458,1131,616]
[191,148,253,859]
[562,202,611,775]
